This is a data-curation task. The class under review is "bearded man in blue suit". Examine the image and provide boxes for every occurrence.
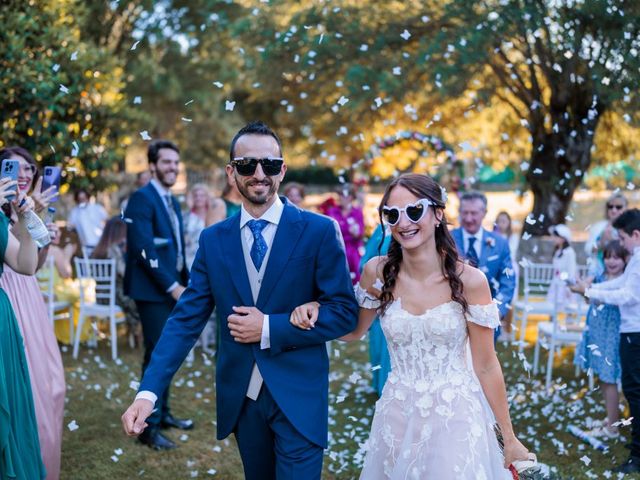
[122,121,358,479]
[451,191,515,338]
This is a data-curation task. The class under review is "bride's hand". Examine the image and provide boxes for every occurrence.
[503,436,530,469]
[290,302,320,330]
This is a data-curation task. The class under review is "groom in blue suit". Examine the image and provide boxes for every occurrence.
[122,121,358,479]
[451,191,515,334]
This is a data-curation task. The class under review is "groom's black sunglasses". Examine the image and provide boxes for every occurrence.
[231,157,284,176]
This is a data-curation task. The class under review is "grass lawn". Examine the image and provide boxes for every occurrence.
[60,320,638,480]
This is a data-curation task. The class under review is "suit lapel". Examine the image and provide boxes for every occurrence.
[221,215,254,307]
[452,228,464,254]
[147,184,174,239]
[256,203,305,309]
[479,229,492,266]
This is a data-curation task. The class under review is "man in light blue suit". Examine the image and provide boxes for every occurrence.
[122,121,358,479]
[451,191,515,338]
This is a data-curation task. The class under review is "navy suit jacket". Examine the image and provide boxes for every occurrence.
[451,228,515,318]
[124,183,188,302]
[139,199,359,447]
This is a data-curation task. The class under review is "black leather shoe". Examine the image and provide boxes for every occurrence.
[137,428,177,451]
[614,456,640,474]
[160,414,194,430]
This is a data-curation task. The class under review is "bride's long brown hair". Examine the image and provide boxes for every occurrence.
[377,174,468,316]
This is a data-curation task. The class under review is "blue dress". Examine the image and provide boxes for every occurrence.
[359,224,392,396]
[574,273,621,384]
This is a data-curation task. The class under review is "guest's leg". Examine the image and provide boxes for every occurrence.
[135,299,175,428]
[602,382,620,428]
[620,333,640,457]
[234,392,276,480]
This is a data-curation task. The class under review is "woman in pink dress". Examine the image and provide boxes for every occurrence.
[326,184,365,284]
[0,146,65,479]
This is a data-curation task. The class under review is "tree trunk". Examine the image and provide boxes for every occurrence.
[523,97,603,236]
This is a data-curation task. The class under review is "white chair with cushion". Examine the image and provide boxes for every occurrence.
[513,262,556,352]
[73,257,125,360]
[532,297,587,392]
[37,255,73,341]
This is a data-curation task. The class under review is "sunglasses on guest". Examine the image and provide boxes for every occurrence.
[231,157,284,176]
[382,199,434,226]
[607,204,625,211]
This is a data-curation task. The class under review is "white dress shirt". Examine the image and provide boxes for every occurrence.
[462,229,483,258]
[586,246,640,333]
[135,196,284,406]
[239,196,284,349]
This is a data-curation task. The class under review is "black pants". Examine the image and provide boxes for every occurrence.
[620,333,640,458]
[136,299,176,429]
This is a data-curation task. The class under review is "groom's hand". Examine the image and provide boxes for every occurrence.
[228,306,263,343]
[121,399,154,436]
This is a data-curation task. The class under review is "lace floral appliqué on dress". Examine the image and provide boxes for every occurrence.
[355,284,511,479]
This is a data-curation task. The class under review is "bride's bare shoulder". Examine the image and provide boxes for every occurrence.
[458,264,492,304]
[361,256,388,292]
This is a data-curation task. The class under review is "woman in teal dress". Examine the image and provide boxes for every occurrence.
[0,178,46,479]
[360,224,392,396]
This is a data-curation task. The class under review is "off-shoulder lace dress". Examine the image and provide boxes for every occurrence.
[355,284,511,479]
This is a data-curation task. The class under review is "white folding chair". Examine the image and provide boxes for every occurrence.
[532,296,587,392]
[36,255,73,340]
[81,245,95,259]
[513,262,556,351]
[73,257,125,360]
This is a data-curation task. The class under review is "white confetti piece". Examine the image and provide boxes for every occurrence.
[59,84,69,94]
[139,131,151,141]
[225,100,236,111]
[212,81,224,88]
[133,96,142,104]
[67,420,79,431]
[400,29,411,40]
[131,40,140,50]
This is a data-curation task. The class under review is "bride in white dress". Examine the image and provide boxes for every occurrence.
[291,174,531,479]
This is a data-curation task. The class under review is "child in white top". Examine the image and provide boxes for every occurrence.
[572,209,640,474]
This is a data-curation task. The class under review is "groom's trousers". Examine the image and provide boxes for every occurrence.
[136,299,176,429]
[234,385,324,480]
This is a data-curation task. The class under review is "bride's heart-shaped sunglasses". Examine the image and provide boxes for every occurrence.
[382,199,434,226]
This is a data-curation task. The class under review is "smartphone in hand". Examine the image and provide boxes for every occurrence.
[41,166,62,203]
[0,159,19,202]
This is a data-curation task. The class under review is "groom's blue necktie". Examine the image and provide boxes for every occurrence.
[247,219,269,271]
